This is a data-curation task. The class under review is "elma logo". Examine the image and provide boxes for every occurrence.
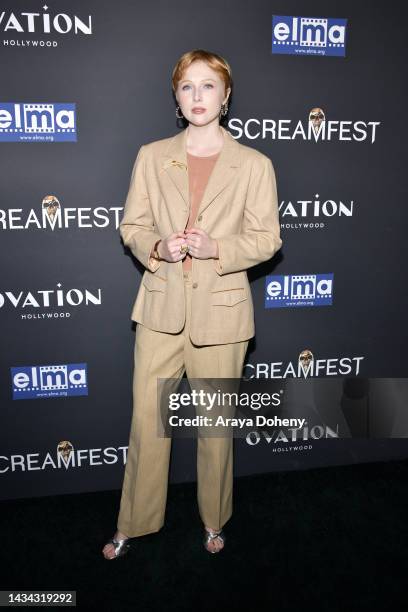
[0,103,77,142]
[265,274,334,308]
[11,363,88,399]
[272,15,347,57]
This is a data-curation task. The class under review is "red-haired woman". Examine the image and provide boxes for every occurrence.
[102,49,282,558]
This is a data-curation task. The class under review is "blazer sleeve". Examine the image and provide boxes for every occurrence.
[119,145,162,273]
[214,155,282,275]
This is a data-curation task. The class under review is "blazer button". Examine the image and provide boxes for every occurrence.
[192,282,198,289]
[197,215,202,221]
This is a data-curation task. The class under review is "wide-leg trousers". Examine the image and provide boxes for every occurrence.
[117,269,249,537]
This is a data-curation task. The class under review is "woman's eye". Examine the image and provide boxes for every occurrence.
[181,83,213,90]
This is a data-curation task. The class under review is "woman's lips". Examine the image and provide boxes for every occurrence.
[192,108,206,114]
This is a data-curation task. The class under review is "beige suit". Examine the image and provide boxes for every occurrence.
[116,126,282,537]
[119,125,282,346]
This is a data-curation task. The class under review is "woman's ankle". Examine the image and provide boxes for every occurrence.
[205,526,221,533]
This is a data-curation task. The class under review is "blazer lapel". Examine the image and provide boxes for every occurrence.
[160,125,241,217]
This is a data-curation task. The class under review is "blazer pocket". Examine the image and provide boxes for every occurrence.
[210,287,247,307]
[142,273,166,292]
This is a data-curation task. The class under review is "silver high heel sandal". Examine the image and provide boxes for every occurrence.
[104,536,131,559]
[203,528,226,554]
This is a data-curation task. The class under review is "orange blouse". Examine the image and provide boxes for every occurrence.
[182,150,220,271]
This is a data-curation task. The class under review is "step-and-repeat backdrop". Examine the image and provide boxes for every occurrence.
[1,1,407,500]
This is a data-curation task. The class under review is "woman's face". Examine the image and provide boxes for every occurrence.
[176,60,230,127]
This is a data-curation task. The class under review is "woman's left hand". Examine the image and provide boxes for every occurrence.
[183,228,218,259]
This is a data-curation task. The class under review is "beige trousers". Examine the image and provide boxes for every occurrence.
[117,269,249,537]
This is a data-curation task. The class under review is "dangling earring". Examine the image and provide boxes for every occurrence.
[220,103,229,117]
[175,105,184,119]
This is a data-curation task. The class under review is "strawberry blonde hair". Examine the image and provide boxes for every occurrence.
[171,49,232,96]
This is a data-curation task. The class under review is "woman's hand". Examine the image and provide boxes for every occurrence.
[183,228,218,260]
[158,231,190,262]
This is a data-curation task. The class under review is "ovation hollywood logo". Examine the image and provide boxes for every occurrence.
[0,195,123,230]
[1,5,93,47]
[279,193,354,231]
[0,102,77,142]
[0,283,102,320]
[11,362,88,399]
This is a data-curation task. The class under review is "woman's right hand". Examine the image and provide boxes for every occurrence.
[158,231,189,262]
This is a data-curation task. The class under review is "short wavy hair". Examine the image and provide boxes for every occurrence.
[172,49,232,96]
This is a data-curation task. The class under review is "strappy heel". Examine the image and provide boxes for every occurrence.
[103,536,131,560]
[203,528,226,554]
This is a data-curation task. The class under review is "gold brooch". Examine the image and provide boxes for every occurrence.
[161,159,187,173]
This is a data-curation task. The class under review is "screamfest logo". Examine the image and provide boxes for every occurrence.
[279,193,354,231]
[0,195,123,230]
[1,5,93,48]
[0,282,102,320]
[0,442,128,474]
[229,106,381,143]
[243,350,364,379]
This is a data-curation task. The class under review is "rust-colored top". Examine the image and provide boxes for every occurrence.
[182,150,220,271]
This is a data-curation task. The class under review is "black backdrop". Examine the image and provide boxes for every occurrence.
[1,0,407,500]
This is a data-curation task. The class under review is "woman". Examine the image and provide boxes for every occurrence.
[102,49,282,558]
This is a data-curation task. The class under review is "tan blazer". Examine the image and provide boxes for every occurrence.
[119,125,282,345]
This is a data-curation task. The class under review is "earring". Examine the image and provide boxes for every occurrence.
[220,103,229,117]
[176,105,184,119]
